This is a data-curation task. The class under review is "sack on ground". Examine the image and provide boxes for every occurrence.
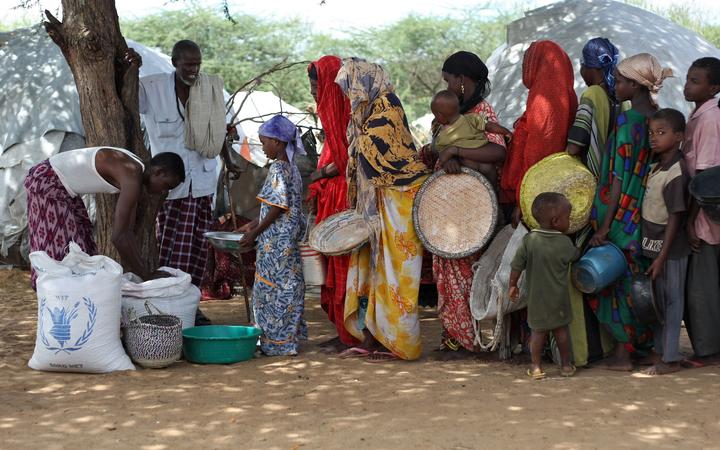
[470,224,529,322]
[28,242,135,373]
[121,267,200,329]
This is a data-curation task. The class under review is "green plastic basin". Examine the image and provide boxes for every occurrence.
[182,325,262,364]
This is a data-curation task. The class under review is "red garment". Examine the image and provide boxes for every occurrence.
[201,215,256,300]
[433,101,506,352]
[500,40,578,203]
[307,56,358,346]
[25,160,98,289]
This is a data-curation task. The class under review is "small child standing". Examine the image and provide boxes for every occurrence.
[509,192,579,379]
[239,115,307,356]
[682,57,720,362]
[431,90,512,183]
[641,109,690,375]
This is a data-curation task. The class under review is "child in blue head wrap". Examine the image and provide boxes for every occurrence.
[567,37,621,178]
[238,114,307,356]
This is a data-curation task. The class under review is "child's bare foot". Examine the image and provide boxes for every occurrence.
[643,362,681,375]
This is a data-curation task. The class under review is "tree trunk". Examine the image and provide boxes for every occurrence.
[44,0,160,269]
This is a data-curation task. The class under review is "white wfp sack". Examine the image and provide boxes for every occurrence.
[121,267,200,329]
[28,243,135,373]
[470,224,529,322]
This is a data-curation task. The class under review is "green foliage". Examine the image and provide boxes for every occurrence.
[119,4,719,122]
[121,7,515,121]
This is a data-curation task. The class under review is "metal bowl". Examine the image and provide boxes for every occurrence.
[630,273,662,325]
[203,231,251,253]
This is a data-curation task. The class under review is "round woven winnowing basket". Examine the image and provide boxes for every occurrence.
[413,167,498,259]
[308,210,370,256]
[519,153,597,234]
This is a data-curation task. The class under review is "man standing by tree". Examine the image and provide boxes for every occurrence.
[128,40,235,325]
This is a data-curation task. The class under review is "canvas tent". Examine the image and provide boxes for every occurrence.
[485,0,720,123]
[0,26,175,260]
[0,26,319,261]
[409,0,720,142]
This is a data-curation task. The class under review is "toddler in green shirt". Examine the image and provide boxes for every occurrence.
[509,192,580,379]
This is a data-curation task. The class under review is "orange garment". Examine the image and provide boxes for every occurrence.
[500,40,578,203]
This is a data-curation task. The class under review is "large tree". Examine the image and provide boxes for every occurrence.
[43,0,159,267]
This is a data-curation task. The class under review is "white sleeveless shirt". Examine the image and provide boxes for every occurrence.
[49,146,145,197]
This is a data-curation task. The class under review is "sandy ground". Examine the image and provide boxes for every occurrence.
[2,269,720,450]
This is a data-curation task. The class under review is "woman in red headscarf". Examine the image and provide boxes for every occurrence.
[501,40,578,222]
[306,56,359,350]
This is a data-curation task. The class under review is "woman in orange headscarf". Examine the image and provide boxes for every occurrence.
[501,40,578,222]
[306,56,358,350]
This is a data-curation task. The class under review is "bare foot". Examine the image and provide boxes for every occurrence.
[635,352,660,366]
[643,362,681,375]
[595,356,634,372]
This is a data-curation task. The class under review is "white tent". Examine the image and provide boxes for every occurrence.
[485,0,720,123]
[0,26,174,259]
[223,91,319,220]
[228,90,316,167]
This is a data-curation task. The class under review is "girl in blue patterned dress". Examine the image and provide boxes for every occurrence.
[238,115,307,356]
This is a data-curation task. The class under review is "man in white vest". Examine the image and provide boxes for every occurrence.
[129,40,236,325]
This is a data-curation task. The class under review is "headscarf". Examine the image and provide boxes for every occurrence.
[258,115,306,162]
[335,57,426,264]
[581,37,620,99]
[617,53,674,107]
[501,40,578,203]
[441,51,490,114]
[335,57,394,131]
[306,56,352,224]
[308,56,351,177]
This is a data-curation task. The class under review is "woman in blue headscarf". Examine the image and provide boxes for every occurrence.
[564,38,621,367]
[566,37,621,178]
[239,115,307,356]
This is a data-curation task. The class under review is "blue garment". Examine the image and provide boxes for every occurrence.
[252,160,307,356]
[581,37,620,100]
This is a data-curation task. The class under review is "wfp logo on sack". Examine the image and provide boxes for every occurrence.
[39,296,97,354]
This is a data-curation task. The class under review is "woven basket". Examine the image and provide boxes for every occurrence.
[519,153,597,234]
[413,167,498,259]
[123,303,182,369]
[308,210,370,256]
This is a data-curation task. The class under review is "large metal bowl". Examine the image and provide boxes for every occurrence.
[204,231,252,253]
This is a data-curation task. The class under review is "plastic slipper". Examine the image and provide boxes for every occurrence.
[560,365,577,377]
[338,347,371,359]
[527,368,546,380]
[366,351,399,363]
[681,358,705,369]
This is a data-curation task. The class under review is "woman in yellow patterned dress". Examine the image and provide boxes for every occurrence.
[335,58,430,361]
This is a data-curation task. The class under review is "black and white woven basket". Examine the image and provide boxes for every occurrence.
[123,303,182,369]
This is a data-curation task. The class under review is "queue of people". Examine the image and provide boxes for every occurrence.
[24,37,720,377]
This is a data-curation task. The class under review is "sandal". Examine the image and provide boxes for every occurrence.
[367,351,400,363]
[560,365,577,377]
[338,347,371,359]
[527,368,546,380]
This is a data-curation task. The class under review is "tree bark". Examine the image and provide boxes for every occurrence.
[44,0,160,269]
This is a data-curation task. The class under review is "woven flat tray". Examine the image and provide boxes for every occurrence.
[413,168,498,259]
[308,210,369,256]
[519,153,597,234]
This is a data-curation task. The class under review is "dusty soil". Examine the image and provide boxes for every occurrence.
[2,268,720,449]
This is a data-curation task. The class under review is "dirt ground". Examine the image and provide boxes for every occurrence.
[2,269,720,450]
